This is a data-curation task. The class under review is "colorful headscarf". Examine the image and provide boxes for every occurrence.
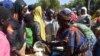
[57,8,72,21]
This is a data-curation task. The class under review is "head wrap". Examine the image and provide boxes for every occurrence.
[34,6,46,41]
[96,9,100,17]
[57,8,72,21]
[60,8,72,15]
[81,7,87,14]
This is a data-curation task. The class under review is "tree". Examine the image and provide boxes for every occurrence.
[61,4,68,9]
[37,0,60,11]
[38,0,50,10]
[49,0,60,11]
[67,0,100,15]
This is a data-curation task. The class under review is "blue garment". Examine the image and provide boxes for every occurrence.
[73,23,97,49]
[57,26,92,56]
[3,1,13,9]
[93,46,100,56]
[93,38,100,56]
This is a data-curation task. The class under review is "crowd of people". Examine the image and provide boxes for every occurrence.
[0,0,100,56]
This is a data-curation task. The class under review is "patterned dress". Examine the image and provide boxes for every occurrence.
[56,26,92,56]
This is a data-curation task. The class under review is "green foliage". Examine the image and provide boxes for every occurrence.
[38,0,50,10]
[34,0,100,13]
[49,0,60,11]
[95,0,100,10]
[61,4,68,9]
[65,0,100,15]
[36,0,60,11]
[69,0,86,8]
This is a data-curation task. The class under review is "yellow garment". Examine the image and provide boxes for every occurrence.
[92,14,96,20]
[92,14,99,23]
[34,6,46,41]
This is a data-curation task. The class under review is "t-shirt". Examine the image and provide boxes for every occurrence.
[45,19,55,42]
[0,31,10,56]
[26,27,33,46]
[52,19,59,36]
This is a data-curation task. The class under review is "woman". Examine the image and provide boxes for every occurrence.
[56,8,92,56]
[93,9,100,56]
[7,0,27,56]
[78,7,92,28]
[95,9,100,27]
[32,6,46,42]
[0,6,10,56]
[32,6,51,55]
